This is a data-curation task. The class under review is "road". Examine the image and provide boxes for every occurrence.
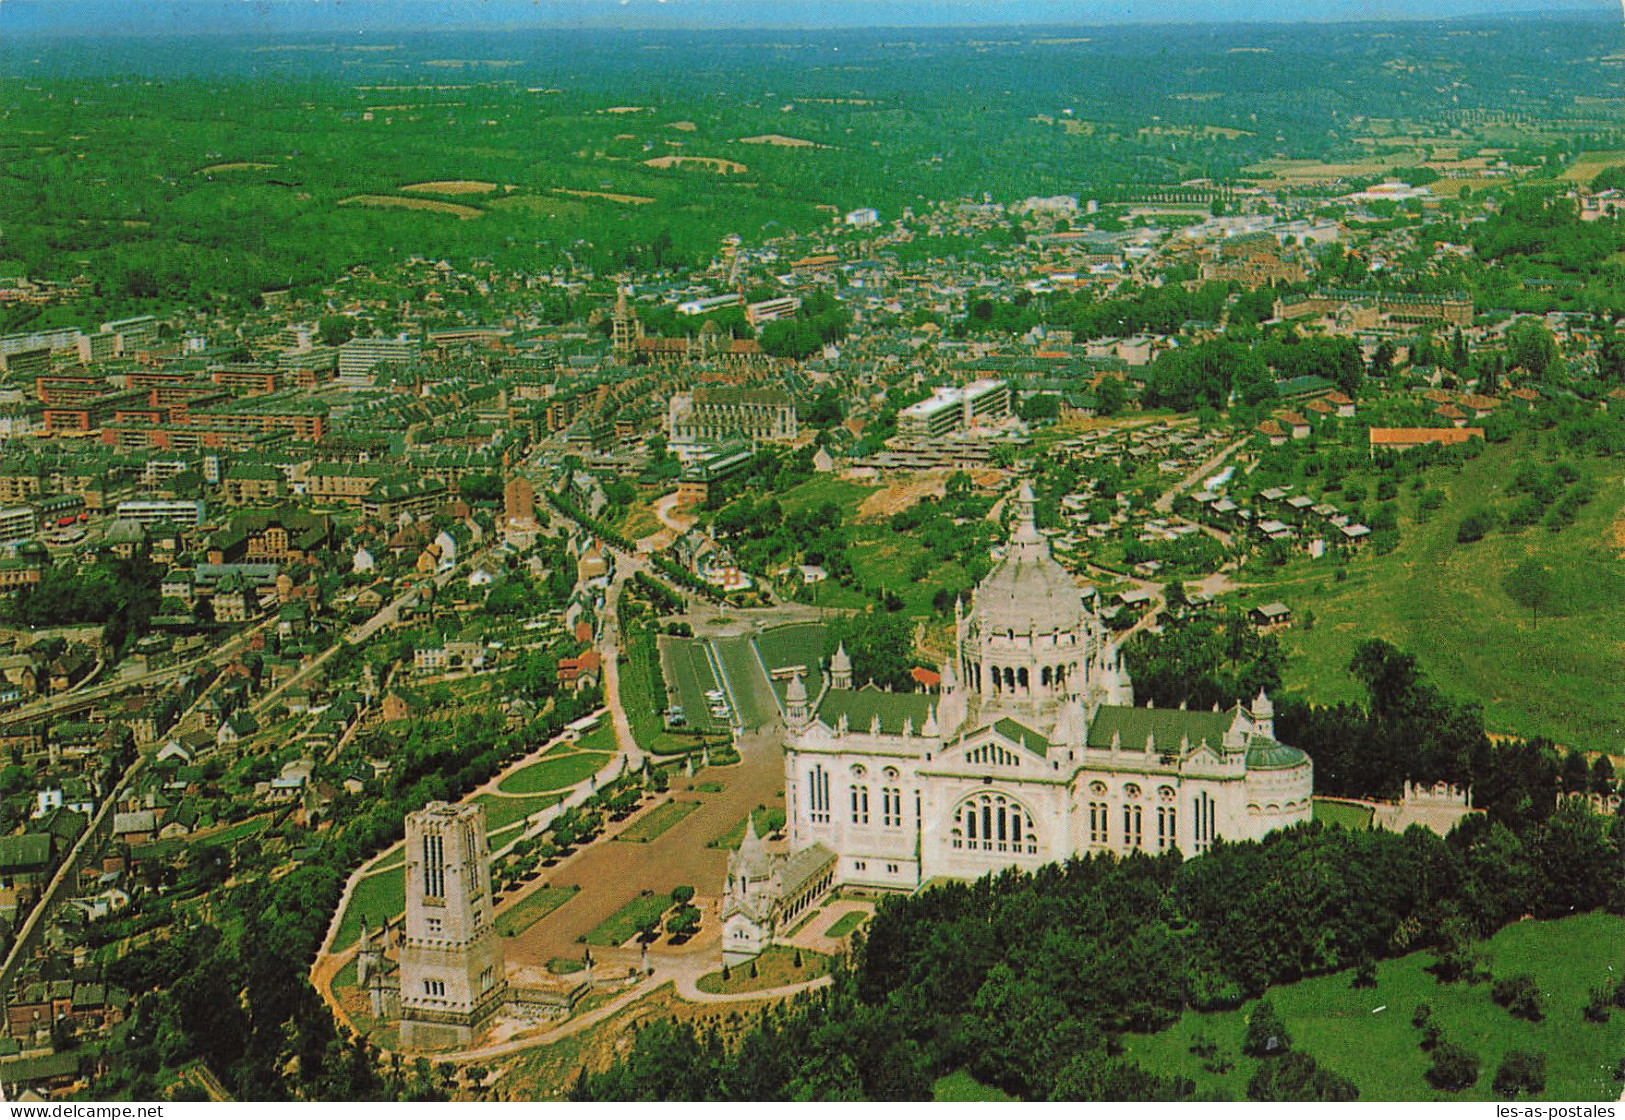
[0,613,276,727]
[1153,434,1250,514]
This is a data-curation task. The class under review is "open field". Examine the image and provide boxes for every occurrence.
[615,798,699,843]
[548,187,655,205]
[337,194,483,218]
[583,892,672,947]
[775,474,878,519]
[642,155,747,174]
[196,161,275,173]
[1124,912,1625,1102]
[1241,435,1625,752]
[855,477,946,522]
[496,885,578,939]
[1241,155,1418,185]
[399,179,498,194]
[1561,151,1625,182]
[736,133,821,147]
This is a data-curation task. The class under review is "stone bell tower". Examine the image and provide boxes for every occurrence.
[398,801,507,1047]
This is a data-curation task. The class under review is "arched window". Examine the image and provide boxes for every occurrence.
[1017,667,1029,691]
[950,793,1038,855]
[850,785,870,824]
[1123,803,1143,849]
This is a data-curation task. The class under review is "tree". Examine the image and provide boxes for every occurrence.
[1492,1050,1545,1098]
[1505,320,1560,380]
[1246,1051,1359,1101]
[1426,1040,1480,1092]
[1242,1000,1291,1057]
[1584,984,1613,1024]
[319,315,355,347]
[666,906,701,941]
[1491,974,1544,1022]
[1096,376,1128,417]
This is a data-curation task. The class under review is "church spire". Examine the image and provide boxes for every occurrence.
[1012,479,1041,545]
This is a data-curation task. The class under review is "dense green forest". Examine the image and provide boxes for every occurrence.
[574,637,1624,1101]
[4,15,1625,320]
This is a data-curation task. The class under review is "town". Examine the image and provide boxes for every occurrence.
[0,5,1621,1106]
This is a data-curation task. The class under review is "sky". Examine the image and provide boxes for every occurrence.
[0,0,1614,36]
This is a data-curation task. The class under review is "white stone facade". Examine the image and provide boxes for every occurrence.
[399,801,507,1047]
[782,482,1313,892]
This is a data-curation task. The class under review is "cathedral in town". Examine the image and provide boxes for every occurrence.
[745,482,1313,921]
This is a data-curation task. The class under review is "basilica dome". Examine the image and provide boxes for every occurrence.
[973,481,1088,638]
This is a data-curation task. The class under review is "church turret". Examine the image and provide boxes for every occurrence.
[785,670,811,730]
[923,704,939,738]
[830,643,852,690]
[1250,688,1275,740]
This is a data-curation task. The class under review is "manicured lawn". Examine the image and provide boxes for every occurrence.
[754,622,829,702]
[575,722,616,753]
[1123,912,1625,1101]
[498,751,613,794]
[333,867,405,951]
[711,634,780,728]
[1243,434,1625,752]
[615,798,699,843]
[496,884,579,938]
[583,892,673,947]
[932,1070,1017,1102]
[362,846,406,874]
[696,945,829,994]
[707,805,787,849]
[1313,798,1375,831]
[824,910,869,939]
[658,635,729,735]
[695,781,724,793]
[549,957,586,974]
[473,791,564,832]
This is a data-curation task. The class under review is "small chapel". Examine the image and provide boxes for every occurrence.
[724,481,1313,955]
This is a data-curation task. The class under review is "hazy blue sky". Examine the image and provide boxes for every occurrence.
[0,0,1614,36]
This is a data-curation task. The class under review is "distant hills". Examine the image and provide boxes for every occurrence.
[0,0,1616,38]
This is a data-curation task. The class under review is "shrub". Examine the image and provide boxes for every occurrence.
[1492,1050,1545,1099]
[1491,974,1544,1022]
[1242,1000,1291,1057]
[1246,1051,1359,1102]
[1582,984,1611,1024]
[1456,508,1496,543]
[1426,1040,1480,1092]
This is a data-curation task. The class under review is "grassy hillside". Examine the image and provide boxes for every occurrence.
[1124,912,1625,1102]
[1240,433,1625,753]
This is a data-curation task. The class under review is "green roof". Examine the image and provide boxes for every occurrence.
[1086,706,1235,753]
[816,686,934,736]
[990,717,1051,757]
[0,833,52,872]
[1246,742,1311,771]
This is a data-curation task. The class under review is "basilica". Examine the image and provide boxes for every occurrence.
[771,481,1313,896]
